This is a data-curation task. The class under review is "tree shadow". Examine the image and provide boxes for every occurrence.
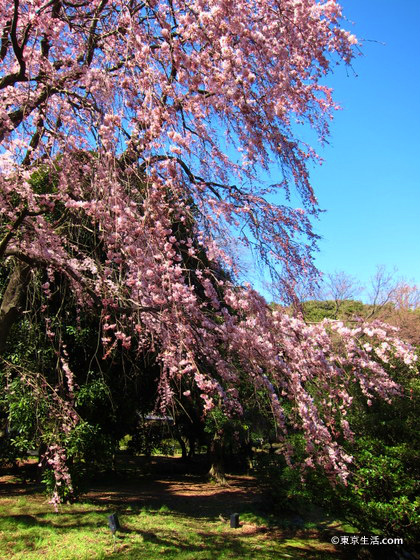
[108,526,346,560]
[0,509,107,530]
[0,479,43,496]
[82,470,263,521]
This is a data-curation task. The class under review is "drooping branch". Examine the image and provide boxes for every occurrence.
[1,85,54,142]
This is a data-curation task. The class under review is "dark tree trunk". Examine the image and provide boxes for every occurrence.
[187,435,196,458]
[173,422,188,460]
[0,262,31,354]
[209,432,226,484]
[177,436,187,460]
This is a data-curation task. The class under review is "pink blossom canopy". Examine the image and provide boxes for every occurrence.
[0,0,415,490]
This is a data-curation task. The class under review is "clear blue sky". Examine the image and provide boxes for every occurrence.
[249,0,420,300]
[309,0,420,289]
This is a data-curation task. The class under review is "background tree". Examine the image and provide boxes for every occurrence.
[366,266,420,344]
[297,266,420,344]
[322,270,362,318]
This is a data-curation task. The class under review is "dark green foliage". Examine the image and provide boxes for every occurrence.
[128,417,174,457]
[40,421,115,501]
[253,435,315,512]
[301,299,366,322]
[338,356,420,542]
[1,376,47,452]
[340,438,419,541]
[253,354,420,544]
[27,164,59,195]
[0,263,158,495]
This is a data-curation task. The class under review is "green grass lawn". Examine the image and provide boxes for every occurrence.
[0,493,348,560]
[0,457,359,560]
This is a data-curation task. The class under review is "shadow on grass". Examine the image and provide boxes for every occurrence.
[0,510,405,560]
[0,509,110,531]
[0,479,43,497]
[108,527,345,560]
[82,471,263,521]
[0,458,412,560]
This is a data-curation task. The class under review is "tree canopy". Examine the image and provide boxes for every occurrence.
[0,0,416,504]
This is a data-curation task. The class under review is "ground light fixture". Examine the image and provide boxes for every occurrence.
[108,513,121,549]
[230,513,240,528]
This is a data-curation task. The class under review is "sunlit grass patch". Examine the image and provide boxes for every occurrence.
[0,492,347,560]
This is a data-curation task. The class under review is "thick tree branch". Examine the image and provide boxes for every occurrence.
[0,19,12,61]
[0,85,53,142]
[0,1,28,89]
[83,0,108,66]
[22,117,45,166]
[0,260,31,354]
[3,249,163,318]
[0,208,29,260]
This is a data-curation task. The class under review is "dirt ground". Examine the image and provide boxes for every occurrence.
[0,455,265,519]
[84,455,265,519]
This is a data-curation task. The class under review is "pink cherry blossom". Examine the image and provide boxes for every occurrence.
[2,0,416,501]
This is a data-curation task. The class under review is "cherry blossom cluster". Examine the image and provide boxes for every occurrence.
[0,0,357,287]
[45,444,73,512]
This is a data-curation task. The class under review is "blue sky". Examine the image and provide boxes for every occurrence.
[250,0,420,300]
[308,0,420,291]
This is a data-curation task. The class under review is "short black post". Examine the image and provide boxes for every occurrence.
[108,513,120,535]
[230,513,240,528]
